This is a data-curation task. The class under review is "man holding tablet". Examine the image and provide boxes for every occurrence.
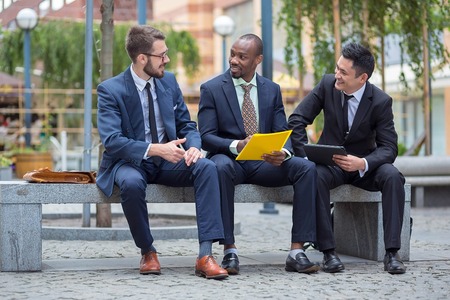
[288,43,407,275]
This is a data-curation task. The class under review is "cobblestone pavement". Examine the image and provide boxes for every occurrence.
[1,204,449,299]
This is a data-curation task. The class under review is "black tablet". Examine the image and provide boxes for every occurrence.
[303,144,347,166]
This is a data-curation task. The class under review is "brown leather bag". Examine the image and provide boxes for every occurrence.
[23,168,96,183]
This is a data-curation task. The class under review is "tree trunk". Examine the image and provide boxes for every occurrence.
[422,6,431,155]
[96,0,115,228]
[362,0,369,44]
[296,1,303,100]
[332,0,341,63]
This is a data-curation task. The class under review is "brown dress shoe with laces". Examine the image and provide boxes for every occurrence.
[195,255,228,280]
[140,251,161,275]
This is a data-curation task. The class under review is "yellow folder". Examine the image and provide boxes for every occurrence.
[236,130,292,160]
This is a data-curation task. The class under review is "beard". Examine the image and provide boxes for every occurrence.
[143,60,164,79]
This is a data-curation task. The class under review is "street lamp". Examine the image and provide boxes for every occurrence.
[16,8,38,148]
[213,15,235,73]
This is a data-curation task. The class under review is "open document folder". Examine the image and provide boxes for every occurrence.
[236,130,292,160]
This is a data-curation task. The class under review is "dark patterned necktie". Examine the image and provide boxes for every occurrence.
[343,93,353,136]
[241,84,258,136]
[145,82,159,143]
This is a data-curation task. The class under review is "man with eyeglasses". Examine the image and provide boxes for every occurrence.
[96,25,228,279]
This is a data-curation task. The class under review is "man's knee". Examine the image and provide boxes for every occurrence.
[118,172,147,195]
[211,154,234,174]
[378,164,405,185]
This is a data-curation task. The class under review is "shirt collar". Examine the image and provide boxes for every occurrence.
[345,83,366,102]
[130,64,154,92]
[232,72,258,88]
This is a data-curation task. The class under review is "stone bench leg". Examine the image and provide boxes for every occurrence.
[0,203,42,271]
[333,192,411,262]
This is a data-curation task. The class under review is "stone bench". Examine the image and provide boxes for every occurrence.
[394,156,450,207]
[0,181,410,271]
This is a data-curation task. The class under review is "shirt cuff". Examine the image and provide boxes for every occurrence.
[230,140,239,155]
[281,148,292,161]
[359,158,369,177]
[143,144,152,160]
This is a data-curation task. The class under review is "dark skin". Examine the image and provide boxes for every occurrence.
[225,37,300,251]
[230,38,286,167]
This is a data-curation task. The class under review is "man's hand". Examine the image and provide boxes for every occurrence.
[184,147,204,166]
[148,138,186,164]
[237,135,252,153]
[262,150,285,167]
[332,154,365,172]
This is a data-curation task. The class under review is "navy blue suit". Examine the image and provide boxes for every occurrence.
[198,70,317,245]
[97,68,224,254]
[288,74,405,251]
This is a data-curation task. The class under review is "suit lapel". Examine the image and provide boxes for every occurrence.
[155,79,176,141]
[348,83,373,137]
[256,75,269,132]
[333,88,346,135]
[222,73,246,135]
[123,68,146,141]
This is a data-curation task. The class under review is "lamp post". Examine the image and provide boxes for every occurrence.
[213,15,235,73]
[16,8,38,148]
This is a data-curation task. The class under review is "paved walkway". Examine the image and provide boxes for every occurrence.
[1,203,449,299]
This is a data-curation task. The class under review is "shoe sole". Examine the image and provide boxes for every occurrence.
[322,264,345,273]
[224,267,239,275]
[195,270,229,280]
[140,270,161,275]
[285,264,320,274]
[384,266,406,274]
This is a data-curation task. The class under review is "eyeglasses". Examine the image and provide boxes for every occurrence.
[143,49,169,61]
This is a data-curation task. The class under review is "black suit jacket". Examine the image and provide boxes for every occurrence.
[288,74,398,175]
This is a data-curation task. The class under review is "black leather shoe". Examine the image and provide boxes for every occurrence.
[384,252,406,274]
[285,252,320,273]
[221,253,239,275]
[322,251,345,273]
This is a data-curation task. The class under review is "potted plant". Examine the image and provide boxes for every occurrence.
[9,114,54,179]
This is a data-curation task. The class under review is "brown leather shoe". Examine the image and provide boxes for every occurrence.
[140,251,161,275]
[195,256,228,280]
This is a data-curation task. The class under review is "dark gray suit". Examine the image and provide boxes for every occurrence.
[198,70,317,245]
[288,74,405,251]
[97,68,224,254]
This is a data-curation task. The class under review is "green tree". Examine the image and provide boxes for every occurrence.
[278,0,449,87]
[0,21,200,89]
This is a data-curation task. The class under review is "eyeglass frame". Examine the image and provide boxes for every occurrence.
[142,49,169,61]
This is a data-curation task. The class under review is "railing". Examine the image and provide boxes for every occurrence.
[0,87,303,149]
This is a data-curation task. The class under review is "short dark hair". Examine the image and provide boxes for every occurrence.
[125,25,165,63]
[341,42,375,79]
[239,33,263,56]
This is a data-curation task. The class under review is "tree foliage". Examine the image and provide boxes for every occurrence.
[278,0,449,89]
[0,20,200,89]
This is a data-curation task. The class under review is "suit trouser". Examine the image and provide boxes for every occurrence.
[315,163,405,252]
[210,154,317,245]
[115,158,224,255]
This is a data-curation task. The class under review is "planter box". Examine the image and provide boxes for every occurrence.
[0,167,13,180]
[14,152,53,179]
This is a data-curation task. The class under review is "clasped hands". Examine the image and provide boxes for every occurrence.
[237,135,285,167]
[148,138,203,166]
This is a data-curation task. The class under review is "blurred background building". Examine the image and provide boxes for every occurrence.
[0,0,449,171]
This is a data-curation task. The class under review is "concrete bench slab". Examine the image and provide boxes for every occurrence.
[394,156,450,207]
[0,182,410,271]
